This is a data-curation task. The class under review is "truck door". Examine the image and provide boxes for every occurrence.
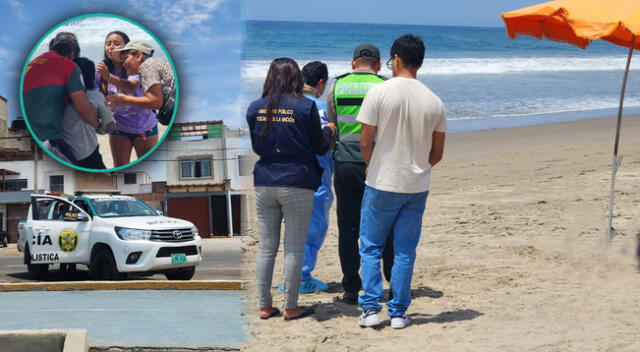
[29,195,92,265]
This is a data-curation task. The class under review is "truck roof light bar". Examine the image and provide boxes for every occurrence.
[74,190,122,196]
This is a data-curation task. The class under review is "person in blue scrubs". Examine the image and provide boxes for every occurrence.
[277,61,334,294]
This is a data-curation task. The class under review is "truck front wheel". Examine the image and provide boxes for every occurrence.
[24,245,49,280]
[90,248,125,281]
[165,267,195,280]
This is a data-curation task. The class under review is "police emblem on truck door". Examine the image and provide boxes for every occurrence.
[58,230,78,252]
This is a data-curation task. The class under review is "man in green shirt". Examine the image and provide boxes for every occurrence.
[23,36,99,163]
[327,44,395,304]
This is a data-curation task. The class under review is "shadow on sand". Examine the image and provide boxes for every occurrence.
[310,284,453,323]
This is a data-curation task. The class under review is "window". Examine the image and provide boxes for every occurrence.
[180,158,212,178]
[124,173,137,185]
[49,175,64,193]
[33,198,54,220]
[89,197,157,217]
[237,155,253,177]
[33,199,76,221]
[73,200,92,216]
[48,200,70,221]
[0,179,27,191]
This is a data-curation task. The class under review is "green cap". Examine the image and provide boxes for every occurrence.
[113,40,154,56]
[353,43,380,60]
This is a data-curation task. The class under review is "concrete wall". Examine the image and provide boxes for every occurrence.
[0,97,31,151]
[117,171,152,194]
[166,137,225,186]
[165,132,254,192]
[75,171,114,191]
[0,329,88,352]
[129,192,165,211]
[0,97,8,144]
[43,167,74,194]
[0,156,116,194]
[0,157,68,191]
[234,150,257,191]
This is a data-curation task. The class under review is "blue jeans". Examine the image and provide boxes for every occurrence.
[358,186,428,317]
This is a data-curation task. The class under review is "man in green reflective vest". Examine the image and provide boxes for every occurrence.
[327,44,395,305]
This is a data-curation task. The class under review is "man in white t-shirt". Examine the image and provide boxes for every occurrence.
[356,34,447,329]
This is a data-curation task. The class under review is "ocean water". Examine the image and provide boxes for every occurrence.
[242,20,640,132]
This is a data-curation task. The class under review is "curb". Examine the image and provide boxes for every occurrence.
[0,329,88,352]
[0,280,244,292]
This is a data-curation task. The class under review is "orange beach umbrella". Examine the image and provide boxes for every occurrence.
[501,0,640,240]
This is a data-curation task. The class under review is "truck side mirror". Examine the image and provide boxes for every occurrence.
[77,212,90,222]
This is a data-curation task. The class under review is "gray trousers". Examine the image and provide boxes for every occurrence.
[255,186,314,309]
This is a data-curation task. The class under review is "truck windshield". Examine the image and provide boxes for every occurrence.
[89,197,158,218]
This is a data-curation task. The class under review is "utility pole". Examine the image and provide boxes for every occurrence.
[221,125,234,237]
[33,139,39,194]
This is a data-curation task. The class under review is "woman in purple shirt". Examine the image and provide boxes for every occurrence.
[96,31,158,167]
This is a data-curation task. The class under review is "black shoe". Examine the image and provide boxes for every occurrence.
[342,292,358,305]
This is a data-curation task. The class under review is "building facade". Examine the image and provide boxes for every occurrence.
[163,120,256,237]
[0,97,255,241]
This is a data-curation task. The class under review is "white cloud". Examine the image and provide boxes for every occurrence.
[166,40,190,47]
[0,44,15,69]
[128,0,225,37]
[204,33,241,46]
[177,95,242,127]
[217,96,243,127]
[7,0,27,21]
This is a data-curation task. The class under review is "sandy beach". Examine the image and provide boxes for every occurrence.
[241,116,640,352]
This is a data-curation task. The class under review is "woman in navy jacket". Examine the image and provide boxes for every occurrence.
[247,58,335,320]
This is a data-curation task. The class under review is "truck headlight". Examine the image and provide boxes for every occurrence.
[115,227,152,241]
[191,226,199,237]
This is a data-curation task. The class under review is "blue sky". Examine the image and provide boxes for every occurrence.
[243,0,542,27]
[1,0,241,127]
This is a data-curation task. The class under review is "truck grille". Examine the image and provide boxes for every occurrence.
[150,228,194,242]
[156,245,199,257]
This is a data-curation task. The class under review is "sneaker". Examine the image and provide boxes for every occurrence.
[358,309,380,328]
[390,315,411,329]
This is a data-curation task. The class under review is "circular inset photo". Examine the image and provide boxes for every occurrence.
[20,14,179,171]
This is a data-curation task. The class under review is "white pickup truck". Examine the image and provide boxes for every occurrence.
[18,191,202,280]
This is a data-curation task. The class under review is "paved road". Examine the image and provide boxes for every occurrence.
[0,237,241,282]
[0,290,246,349]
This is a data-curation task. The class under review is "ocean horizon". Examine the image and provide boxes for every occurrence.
[242,20,640,133]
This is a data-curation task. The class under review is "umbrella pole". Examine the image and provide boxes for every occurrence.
[608,35,636,241]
